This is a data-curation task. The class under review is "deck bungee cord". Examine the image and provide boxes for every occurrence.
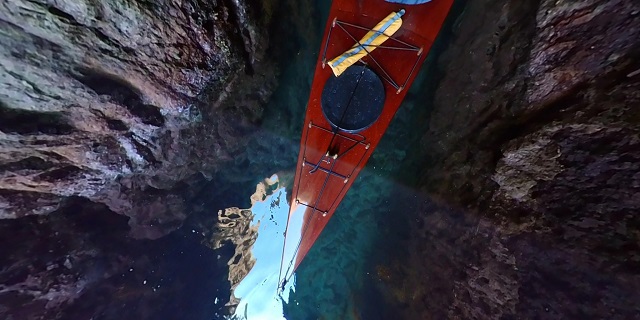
[277,67,368,294]
[322,10,425,93]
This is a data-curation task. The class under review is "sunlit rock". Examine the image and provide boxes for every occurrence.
[207,176,280,315]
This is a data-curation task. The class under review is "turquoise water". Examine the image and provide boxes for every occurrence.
[284,171,398,319]
[224,0,460,318]
[225,171,400,319]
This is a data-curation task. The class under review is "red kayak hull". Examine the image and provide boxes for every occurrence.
[284,0,454,273]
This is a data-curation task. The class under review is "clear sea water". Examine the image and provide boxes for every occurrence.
[219,0,460,318]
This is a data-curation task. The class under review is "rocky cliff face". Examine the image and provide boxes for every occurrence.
[0,0,273,238]
[387,0,640,318]
[0,0,278,318]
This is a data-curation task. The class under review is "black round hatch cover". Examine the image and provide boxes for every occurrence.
[321,65,385,133]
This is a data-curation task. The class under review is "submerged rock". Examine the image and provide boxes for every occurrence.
[0,197,232,320]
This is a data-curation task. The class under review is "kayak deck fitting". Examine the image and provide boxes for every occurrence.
[278,0,454,291]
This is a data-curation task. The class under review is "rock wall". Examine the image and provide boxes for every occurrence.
[0,0,274,238]
[0,0,280,319]
[391,0,640,318]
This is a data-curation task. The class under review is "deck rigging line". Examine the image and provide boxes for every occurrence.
[322,18,428,93]
[277,67,369,294]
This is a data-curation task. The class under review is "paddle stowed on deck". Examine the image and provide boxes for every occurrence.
[277,0,454,293]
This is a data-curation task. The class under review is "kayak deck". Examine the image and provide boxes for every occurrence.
[279,0,454,282]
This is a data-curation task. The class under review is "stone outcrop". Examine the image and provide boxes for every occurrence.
[207,175,280,315]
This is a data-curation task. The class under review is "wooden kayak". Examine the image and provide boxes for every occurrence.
[278,0,454,287]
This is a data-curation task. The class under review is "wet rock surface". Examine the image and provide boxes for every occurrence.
[386,0,640,318]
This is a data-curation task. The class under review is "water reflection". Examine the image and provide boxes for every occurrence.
[229,174,296,320]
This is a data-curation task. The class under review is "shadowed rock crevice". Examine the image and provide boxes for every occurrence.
[0,102,76,135]
[0,156,56,173]
[220,0,256,75]
[46,6,80,25]
[34,165,83,182]
[125,133,160,166]
[73,68,165,127]
[105,118,128,131]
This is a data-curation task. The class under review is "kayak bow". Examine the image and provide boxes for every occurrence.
[278,0,454,289]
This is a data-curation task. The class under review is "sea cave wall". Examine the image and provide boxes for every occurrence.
[0,0,283,318]
[0,0,276,238]
[388,0,640,318]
